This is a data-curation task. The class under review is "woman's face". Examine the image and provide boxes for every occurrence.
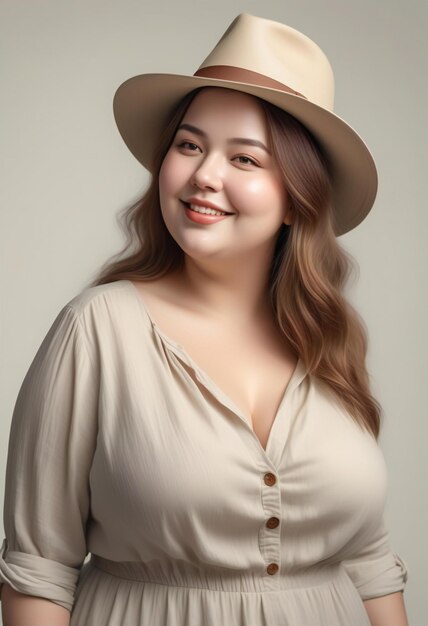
[159,87,292,263]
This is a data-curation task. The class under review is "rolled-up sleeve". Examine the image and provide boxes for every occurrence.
[342,517,408,601]
[0,304,98,612]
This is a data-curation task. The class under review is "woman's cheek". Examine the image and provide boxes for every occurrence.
[233,177,276,212]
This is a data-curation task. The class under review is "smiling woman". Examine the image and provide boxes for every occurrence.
[0,12,408,626]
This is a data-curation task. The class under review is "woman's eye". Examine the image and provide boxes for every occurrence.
[177,141,200,151]
[234,155,258,166]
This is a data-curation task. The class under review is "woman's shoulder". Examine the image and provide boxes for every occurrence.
[58,279,152,346]
[65,279,133,316]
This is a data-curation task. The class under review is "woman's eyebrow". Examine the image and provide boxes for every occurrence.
[177,123,271,155]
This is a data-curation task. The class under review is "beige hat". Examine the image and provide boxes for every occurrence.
[113,12,378,236]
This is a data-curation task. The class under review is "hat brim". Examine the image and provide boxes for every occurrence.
[113,73,378,236]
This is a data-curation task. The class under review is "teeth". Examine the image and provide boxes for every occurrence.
[188,203,227,216]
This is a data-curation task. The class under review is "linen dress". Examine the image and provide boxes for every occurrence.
[0,279,408,625]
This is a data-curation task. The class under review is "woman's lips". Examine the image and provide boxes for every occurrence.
[181,201,232,224]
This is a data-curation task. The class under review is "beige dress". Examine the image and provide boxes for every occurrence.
[0,279,408,625]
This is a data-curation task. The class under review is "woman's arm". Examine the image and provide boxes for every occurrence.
[1,583,70,626]
[0,305,98,614]
[363,591,409,626]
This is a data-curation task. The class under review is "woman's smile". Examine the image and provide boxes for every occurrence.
[180,200,233,225]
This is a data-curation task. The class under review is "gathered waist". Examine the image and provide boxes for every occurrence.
[89,554,347,593]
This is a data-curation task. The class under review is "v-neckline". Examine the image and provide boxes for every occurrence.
[124,279,306,457]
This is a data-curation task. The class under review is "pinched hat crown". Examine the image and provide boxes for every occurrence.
[194,13,335,110]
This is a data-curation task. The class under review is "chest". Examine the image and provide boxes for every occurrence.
[131,281,298,450]
[177,330,297,449]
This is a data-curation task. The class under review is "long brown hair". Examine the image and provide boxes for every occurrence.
[88,86,382,439]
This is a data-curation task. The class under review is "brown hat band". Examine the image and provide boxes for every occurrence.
[193,65,307,99]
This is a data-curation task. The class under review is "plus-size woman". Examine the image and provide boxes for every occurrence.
[0,13,408,626]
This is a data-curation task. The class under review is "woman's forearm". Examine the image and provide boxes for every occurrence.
[1,583,71,626]
[363,591,409,626]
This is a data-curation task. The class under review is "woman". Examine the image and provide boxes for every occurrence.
[0,13,409,626]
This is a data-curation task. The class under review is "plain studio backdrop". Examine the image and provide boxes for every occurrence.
[0,1,426,624]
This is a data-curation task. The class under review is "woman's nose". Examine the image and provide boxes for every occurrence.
[190,155,224,191]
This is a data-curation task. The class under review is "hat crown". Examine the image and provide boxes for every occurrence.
[197,13,335,110]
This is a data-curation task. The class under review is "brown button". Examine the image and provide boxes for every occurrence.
[266,516,280,529]
[264,472,276,486]
[266,562,279,575]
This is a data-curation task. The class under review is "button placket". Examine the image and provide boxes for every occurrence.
[260,471,281,588]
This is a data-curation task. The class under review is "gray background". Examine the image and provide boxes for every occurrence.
[0,1,426,623]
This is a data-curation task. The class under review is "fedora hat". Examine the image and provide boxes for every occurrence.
[113,12,378,236]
